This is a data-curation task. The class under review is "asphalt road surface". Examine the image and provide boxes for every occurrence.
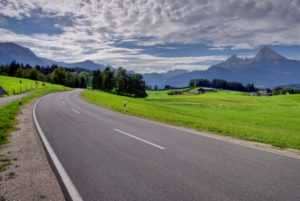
[0,93,28,106]
[35,90,300,201]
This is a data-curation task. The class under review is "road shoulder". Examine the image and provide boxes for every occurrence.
[0,92,29,107]
[0,102,65,201]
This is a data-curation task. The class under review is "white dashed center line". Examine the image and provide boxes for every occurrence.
[114,128,166,150]
[72,108,81,114]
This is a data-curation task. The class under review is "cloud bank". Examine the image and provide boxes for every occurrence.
[0,0,299,72]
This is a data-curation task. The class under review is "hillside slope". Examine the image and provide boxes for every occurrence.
[0,75,40,95]
[0,42,106,70]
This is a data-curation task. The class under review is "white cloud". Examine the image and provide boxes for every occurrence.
[0,0,299,72]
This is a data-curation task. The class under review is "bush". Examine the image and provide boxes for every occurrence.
[168,90,184,95]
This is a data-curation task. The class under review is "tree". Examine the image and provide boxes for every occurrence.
[115,67,128,94]
[92,70,102,90]
[190,79,211,88]
[189,78,257,92]
[28,68,39,80]
[127,74,147,97]
[102,67,114,91]
[212,79,227,89]
[74,75,80,88]
[245,83,257,92]
[189,80,197,88]
[79,76,87,88]
[8,61,19,76]
[15,68,24,77]
[164,85,172,90]
[51,68,66,85]
[65,71,75,87]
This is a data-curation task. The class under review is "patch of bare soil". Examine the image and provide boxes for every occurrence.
[0,103,65,201]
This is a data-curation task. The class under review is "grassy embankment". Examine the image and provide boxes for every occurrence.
[0,75,68,145]
[82,89,300,150]
[0,75,45,95]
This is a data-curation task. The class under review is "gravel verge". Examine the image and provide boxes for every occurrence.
[0,102,65,201]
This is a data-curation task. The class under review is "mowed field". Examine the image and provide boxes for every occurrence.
[0,75,68,145]
[0,75,45,95]
[82,89,300,150]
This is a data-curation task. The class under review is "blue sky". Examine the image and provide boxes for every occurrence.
[0,0,300,73]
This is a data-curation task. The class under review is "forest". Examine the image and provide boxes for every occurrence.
[0,62,147,97]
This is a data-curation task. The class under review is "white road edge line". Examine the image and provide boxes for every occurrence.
[114,128,166,150]
[72,108,81,114]
[33,99,84,201]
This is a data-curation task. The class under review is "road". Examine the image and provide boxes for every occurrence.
[35,90,300,201]
[0,93,28,106]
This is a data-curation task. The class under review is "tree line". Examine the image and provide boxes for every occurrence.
[92,67,147,97]
[0,61,88,88]
[272,87,300,95]
[0,61,147,97]
[189,78,257,92]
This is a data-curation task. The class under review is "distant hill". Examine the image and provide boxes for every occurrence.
[145,47,300,88]
[0,42,107,70]
[0,42,45,66]
[61,60,106,70]
[143,70,188,88]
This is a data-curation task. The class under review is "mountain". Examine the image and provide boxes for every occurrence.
[143,70,188,88]
[62,60,106,70]
[0,42,106,70]
[148,47,300,88]
[254,46,287,63]
[0,42,46,65]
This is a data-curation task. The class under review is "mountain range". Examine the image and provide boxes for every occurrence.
[0,42,107,70]
[1,42,300,88]
[143,47,300,88]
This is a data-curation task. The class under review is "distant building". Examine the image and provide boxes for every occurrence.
[190,87,217,94]
[250,89,272,96]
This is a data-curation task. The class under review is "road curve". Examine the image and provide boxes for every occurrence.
[35,90,300,201]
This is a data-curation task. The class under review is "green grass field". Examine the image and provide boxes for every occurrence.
[0,75,45,95]
[0,76,68,145]
[82,89,300,150]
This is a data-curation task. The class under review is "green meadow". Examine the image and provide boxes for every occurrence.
[0,75,68,145]
[82,89,300,150]
[0,75,45,95]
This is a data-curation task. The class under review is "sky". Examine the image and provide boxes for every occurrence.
[0,0,300,73]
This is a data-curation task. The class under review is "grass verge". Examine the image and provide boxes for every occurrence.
[82,89,300,150]
[0,75,46,95]
[0,83,68,145]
